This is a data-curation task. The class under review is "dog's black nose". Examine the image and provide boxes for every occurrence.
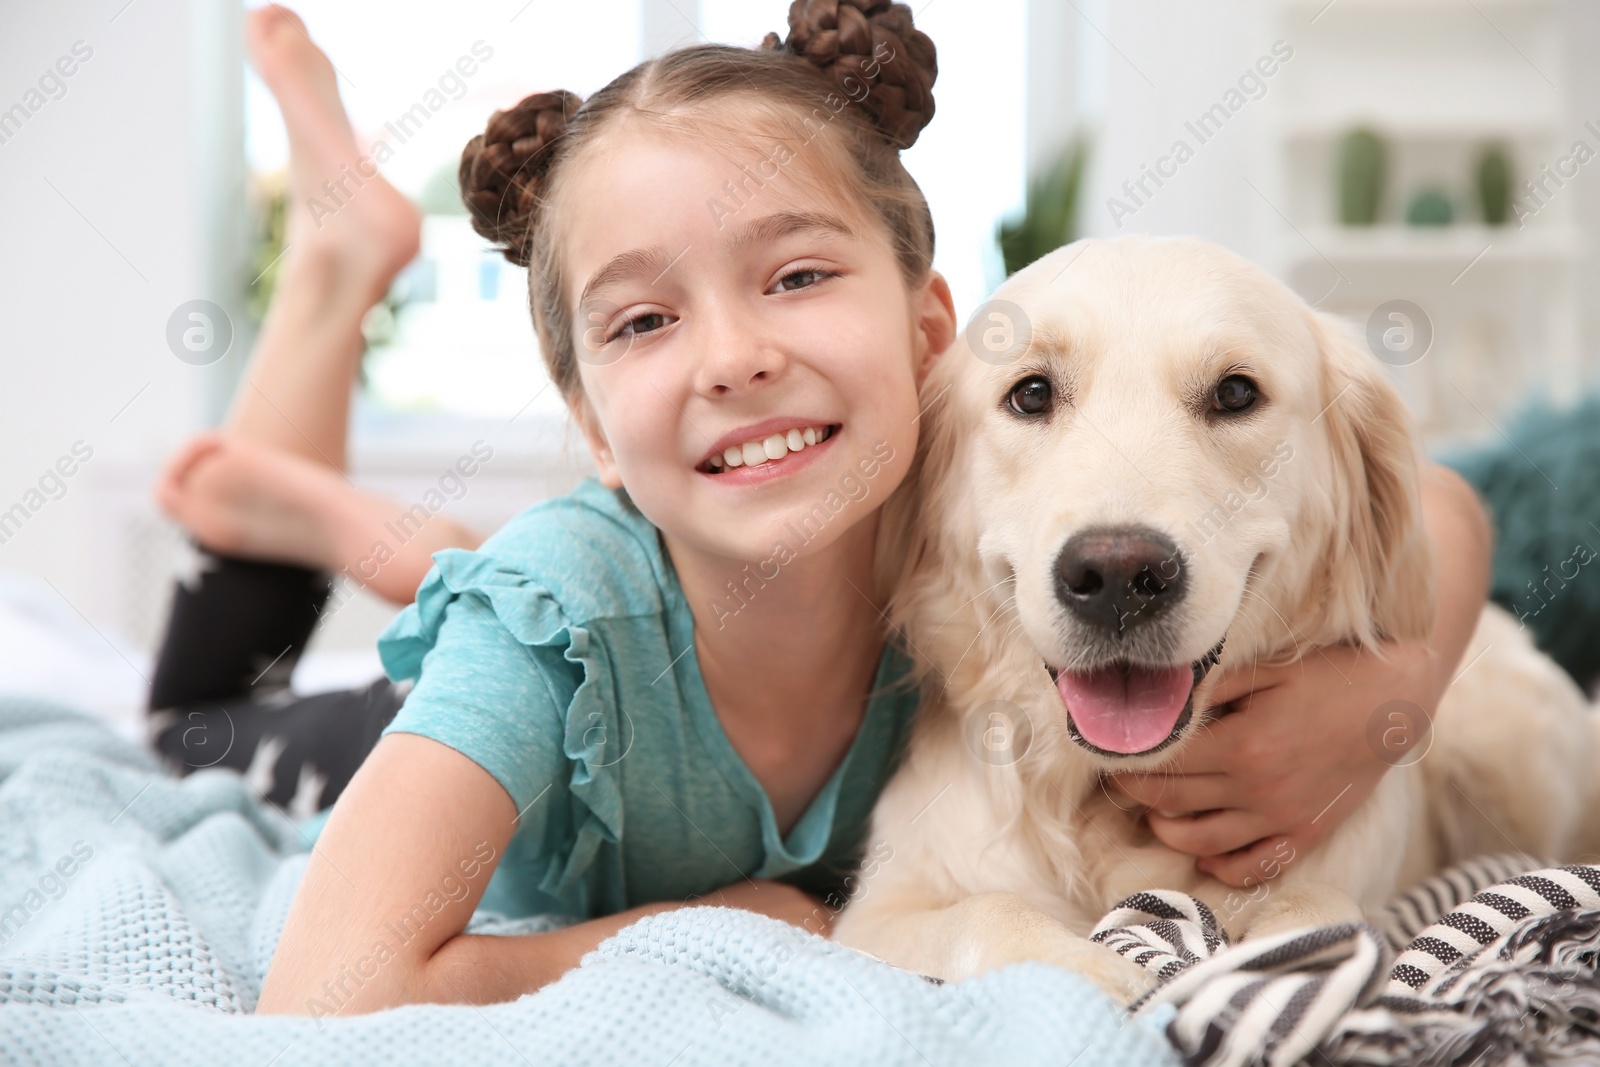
[1054,526,1186,634]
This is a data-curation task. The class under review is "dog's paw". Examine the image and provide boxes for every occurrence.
[1243,882,1362,942]
[1039,938,1159,1005]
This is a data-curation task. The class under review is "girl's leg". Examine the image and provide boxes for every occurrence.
[226,3,420,471]
[151,677,407,817]
[143,6,461,813]
[157,431,483,605]
[156,3,482,603]
[146,546,404,815]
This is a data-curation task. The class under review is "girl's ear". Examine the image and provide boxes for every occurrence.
[914,271,958,387]
[1309,309,1435,645]
[572,394,624,489]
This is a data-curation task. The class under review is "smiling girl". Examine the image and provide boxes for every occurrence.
[254,0,1491,1016]
[256,0,952,1015]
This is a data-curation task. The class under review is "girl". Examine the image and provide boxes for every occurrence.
[214,2,1489,1016]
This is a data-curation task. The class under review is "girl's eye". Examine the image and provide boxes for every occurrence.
[611,311,669,341]
[772,268,833,293]
[1212,374,1259,414]
[1007,375,1053,416]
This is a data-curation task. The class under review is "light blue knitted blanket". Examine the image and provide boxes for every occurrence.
[0,696,1177,1066]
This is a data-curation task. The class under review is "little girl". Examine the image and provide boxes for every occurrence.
[254,0,950,1016]
[253,0,1491,1015]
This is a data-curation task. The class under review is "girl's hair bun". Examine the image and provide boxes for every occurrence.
[762,0,937,149]
[459,89,582,266]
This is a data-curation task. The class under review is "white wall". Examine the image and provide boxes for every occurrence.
[0,0,241,630]
[1026,0,1080,184]
[1077,0,1278,263]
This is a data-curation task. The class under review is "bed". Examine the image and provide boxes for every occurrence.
[1,572,1595,1066]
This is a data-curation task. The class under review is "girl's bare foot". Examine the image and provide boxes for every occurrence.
[246,4,420,295]
[155,433,482,606]
[156,431,341,572]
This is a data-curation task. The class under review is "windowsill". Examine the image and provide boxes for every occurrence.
[347,394,589,473]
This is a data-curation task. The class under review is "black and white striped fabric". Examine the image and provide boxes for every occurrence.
[1090,891,1230,982]
[1085,859,1600,1067]
[1374,852,1543,951]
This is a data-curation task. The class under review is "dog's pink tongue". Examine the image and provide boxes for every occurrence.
[1056,664,1193,754]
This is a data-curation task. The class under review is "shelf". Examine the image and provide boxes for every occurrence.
[1264,0,1582,445]
[1277,0,1555,11]
[1287,225,1580,264]
[1276,116,1561,143]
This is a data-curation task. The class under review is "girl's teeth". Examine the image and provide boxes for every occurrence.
[708,425,832,473]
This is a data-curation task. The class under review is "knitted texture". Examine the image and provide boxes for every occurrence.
[1440,392,1600,691]
[6,696,1596,1065]
[0,697,1176,1066]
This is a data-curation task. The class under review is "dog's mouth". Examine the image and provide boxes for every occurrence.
[1043,636,1226,758]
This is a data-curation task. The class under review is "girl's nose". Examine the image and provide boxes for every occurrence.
[692,307,788,396]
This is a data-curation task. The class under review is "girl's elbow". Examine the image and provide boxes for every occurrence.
[419,932,504,1006]
[1426,462,1492,549]
[255,941,444,1018]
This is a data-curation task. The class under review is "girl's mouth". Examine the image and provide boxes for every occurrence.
[698,423,839,475]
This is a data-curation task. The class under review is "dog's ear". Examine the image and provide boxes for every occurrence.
[1308,309,1436,645]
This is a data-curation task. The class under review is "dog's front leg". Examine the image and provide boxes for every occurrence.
[1237,881,1364,941]
[834,888,1157,1004]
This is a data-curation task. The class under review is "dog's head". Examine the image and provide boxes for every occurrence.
[889,236,1434,768]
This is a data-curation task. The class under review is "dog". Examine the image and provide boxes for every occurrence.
[831,236,1600,1000]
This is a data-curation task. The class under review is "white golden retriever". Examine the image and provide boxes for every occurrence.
[832,236,1600,999]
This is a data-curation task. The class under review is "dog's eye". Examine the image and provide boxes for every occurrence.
[1008,376,1053,416]
[1212,375,1258,414]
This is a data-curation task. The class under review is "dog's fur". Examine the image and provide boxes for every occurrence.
[832,236,1600,1000]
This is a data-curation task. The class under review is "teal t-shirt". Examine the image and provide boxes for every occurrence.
[341,477,919,920]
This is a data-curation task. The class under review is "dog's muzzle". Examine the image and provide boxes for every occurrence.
[1044,635,1226,758]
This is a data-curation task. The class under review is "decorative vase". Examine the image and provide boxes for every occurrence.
[1338,128,1386,226]
[1406,188,1454,226]
[1477,146,1512,226]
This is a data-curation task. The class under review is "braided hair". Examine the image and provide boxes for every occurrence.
[761,0,937,150]
[456,0,939,406]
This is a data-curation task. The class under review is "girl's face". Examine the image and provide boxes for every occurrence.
[561,122,954,567]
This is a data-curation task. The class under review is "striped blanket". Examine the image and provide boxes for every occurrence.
[1090,854,1600,1066]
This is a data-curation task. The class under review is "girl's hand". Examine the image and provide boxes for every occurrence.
[698,879,835,934]
[1108,462,1492,887]
[434,878,831,1002]
[1110,642,1436,885]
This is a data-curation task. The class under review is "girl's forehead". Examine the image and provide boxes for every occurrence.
[562,115,875,233]
[556,119,882,291]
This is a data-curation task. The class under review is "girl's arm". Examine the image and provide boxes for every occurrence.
[1106,461,1492,886]
[256,732,519,1014]
[257,733,826,1014]
[432,878,830,1004]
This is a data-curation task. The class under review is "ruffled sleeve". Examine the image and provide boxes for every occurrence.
[377,547,626,902]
